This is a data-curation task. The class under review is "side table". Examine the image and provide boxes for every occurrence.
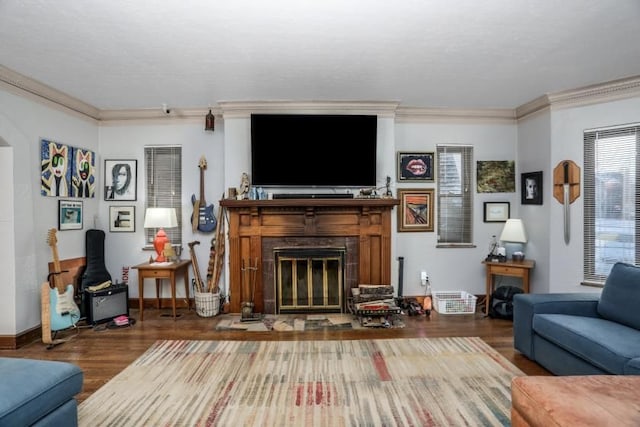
[482,259,535,315]
[132,259,192,320]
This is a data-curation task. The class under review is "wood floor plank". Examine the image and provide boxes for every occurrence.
[0,308,550,403]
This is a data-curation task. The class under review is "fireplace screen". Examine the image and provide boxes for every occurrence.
[276,248,344,313]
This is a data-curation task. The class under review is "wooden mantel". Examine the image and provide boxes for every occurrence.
[220,198,399,313]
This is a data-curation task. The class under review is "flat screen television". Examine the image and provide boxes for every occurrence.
[251,114,377,187]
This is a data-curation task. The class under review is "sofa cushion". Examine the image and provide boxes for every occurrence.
[532,314,640,374]
[0,357,83,426]
[597,262,640,330]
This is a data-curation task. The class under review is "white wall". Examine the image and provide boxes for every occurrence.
[0,89,99,335]
[394,120,518,296]
[549,97,640,293]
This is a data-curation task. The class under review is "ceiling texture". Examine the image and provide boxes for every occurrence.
[1,0,640,115]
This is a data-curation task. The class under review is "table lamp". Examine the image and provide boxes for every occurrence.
[143,208,178,262]
[500,218,528,260]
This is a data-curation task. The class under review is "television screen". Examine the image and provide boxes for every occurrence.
[251,114,378,187]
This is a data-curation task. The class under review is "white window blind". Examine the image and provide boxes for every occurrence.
[584,125,639,283]
[437,145,474,246]
[144,146,182,247]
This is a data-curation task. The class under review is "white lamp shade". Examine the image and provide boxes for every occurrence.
[500,219,527,243]
[143,208,178,229]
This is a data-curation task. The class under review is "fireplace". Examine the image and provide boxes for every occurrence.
[220,198,398,314]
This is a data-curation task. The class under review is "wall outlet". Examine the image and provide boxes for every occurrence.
[420,271,428,285]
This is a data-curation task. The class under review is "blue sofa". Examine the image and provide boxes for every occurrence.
[0,357,83,426]
[513,262,640,375]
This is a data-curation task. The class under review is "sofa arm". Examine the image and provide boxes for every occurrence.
[513,293,601,359]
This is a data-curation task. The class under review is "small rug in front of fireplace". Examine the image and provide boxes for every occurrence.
[214,313,405,331]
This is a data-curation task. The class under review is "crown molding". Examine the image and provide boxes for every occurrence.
[516,75,640,120]
[396,107,516,124]
[217,100,401,118]
[0,65,100,120]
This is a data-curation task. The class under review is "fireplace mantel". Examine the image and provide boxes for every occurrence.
[220,198,399,313]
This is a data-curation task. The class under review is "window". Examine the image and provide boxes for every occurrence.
[584,125,639,283]
[144,146,182,247]
[436,145,474,246]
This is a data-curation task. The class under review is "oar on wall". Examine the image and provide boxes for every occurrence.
[553,160,580,245]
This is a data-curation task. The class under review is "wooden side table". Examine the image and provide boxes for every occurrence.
[482,259,535,315]
[132,259,192,320]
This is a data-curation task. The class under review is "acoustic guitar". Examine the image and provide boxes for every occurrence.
[42,229,80,346]
[191,156,217,233]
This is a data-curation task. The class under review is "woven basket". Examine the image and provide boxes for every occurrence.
[194,292,220,317]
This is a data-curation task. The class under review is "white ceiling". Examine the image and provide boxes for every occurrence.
[1,0,640,112]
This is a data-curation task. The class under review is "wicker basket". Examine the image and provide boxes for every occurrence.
[433,291,477,315]
[194,292,220,317]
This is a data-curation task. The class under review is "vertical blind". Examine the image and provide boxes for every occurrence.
[436,145,474,245]
[584,125,639,282]
[144,146,183,247]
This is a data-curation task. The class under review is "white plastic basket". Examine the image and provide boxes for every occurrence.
[433,291,477,314]
[194,292,220,317]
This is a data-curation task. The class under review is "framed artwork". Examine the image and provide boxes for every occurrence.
[483,202,510,222]
[109,206,135,232]
[397,188,434,232]
[41,139,72,197]
[58,200,83,230]
[477,160,515,193]
[397,152,435,182]
[522,171,543,205]
[104,159,137,201]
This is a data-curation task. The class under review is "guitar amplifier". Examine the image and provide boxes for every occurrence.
[84,284,129,324]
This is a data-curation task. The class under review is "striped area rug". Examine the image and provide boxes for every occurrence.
[78,337,522,426]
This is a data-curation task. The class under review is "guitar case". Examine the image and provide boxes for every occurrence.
[79,229,112,317]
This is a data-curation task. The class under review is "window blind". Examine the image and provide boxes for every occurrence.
[584,125,639,283]
[144,146,183,247]
[436,145,474,246]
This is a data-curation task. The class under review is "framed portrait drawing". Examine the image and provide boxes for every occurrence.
[522,171,543,205]
[397,188,434,232]
[483,202,510,222]
[104,159,137,201]
[397,152,435,182]
[58,200,83,230]
[109,206,135,232]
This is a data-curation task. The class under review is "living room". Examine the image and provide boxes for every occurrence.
[1,2,640,425]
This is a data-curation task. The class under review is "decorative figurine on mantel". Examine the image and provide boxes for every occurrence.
[238,172,250,200]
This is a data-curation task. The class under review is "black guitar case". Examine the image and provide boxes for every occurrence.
[79,229,112,316]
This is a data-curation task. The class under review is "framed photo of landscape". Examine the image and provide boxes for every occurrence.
[397,152,435,182]
[397,188,434,232]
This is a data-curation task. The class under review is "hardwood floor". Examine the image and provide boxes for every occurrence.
[0,308,550,404]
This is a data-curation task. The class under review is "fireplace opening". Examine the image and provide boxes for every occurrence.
[275,247,345,313]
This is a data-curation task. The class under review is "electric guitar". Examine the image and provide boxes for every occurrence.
[191,156,217,233]
[42,229,80,345]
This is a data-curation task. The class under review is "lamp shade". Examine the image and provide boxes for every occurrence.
[144,208,178,262]
[500,219,528,243]
[143,208,178,229]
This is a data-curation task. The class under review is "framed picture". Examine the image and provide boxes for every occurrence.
[397,188,434,232]
[109,206,135,232]
[58,200,83,230]
[397,152,435,182]
[483,202,510,222]
[477,160,515,193]
[104,159,137,201]
[522,171,543,205]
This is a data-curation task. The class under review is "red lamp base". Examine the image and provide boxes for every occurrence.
[153,228,169,262]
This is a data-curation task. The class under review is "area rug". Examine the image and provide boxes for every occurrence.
[215,313,405,331]
[78,337,522,426]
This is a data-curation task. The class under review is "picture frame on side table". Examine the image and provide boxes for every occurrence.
[109,206,135,232]
[58,200,83,230]
[483,202,510,222]
[397,188,434,232]
[104,159,137,201]
[397,152,435,182]
[521,171,543,205]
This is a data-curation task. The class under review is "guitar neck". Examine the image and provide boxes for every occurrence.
[199,168,206,204]
[50,245,66,294]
